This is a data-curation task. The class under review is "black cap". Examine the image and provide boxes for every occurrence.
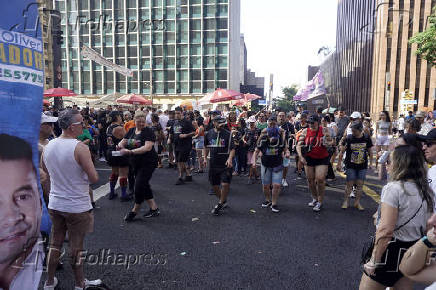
[213,116,226,124]
[417,128,436,141]
[308,114,320,123]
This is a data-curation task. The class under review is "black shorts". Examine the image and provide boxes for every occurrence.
[106,152,130,167]
[209,167,233,186]
[305,156,330,167]
[175,150,190,163]
[364,239,416,287]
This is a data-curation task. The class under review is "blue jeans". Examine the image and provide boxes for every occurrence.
[346,168,367,182]
[261,165,283,185]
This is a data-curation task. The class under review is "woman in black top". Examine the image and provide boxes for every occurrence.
[106,111,130,201]
[119,111,160,222]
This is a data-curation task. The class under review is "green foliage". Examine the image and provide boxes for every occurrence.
[409,7,436,66]
[272,85,299,112]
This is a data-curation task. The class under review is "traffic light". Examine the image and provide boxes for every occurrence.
[387,81,391,91]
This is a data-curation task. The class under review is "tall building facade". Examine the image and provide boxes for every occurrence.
[371,0,436,116]
[320,0,376,113]
[320,0,435,116]
[54,0,240,105]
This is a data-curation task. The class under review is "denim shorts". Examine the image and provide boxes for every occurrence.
[261,164,283,185]
[195,136,204,149]
[346,168,367,181]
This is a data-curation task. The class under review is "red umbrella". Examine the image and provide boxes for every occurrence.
[244,93,262,101]
[209,88,243,103]
[43,99,50,106]
[44,88,77,97]
[232,98,249,107]
[117,94,152,105]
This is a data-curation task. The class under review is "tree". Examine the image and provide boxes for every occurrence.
[272,85,299,112]
[409,7,436,66]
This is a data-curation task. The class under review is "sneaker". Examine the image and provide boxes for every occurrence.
[108,193,117,200]
[175,178,185,185]
[261,201,272,208]
[349,191,356,198]
[124,211,137,222]
[354,203,365,211]
[282,179,289,187]
[313,203,322,212]
[44,277,58,290]
[211,203,224,216]
[221,201,228,209]
[308,199,318,207]
[98,157,106,162]
[184,175,193,182]
[341,200,349,209]
[297,173,303,180]
[271,205,280,213]
[85,279,103,287]
[120,196,132,202]
[144,208,160,218]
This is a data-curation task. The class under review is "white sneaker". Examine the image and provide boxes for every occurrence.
[44,277,58,290]
[282,179,289,187]
[98,157,106,162]
[350,189,356,198]
[313,202,322,212]
[308,199,318,207]
[75,279,103,290]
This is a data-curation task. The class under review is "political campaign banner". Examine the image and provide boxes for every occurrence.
[82,45,134,77]
[0,2,49,288]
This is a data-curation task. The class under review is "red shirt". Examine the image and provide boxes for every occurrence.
[304,126,329,159]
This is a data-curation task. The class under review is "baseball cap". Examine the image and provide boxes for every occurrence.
[41,112,58,124]
[247,116,256,123]
[350,111,362,119]
[213,116,226,124]
[415,111,426,118]
[417,128,436,142]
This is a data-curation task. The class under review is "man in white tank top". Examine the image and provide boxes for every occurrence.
[42,109,99,290]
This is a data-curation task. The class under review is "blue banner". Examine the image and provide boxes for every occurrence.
[0,1,51,233]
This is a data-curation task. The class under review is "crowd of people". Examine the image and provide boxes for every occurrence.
[34,103,436,290]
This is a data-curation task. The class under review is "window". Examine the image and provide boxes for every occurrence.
[165,70,175,81]
[178,70,188,81]
[128,46,137,57]
[190,31,201,43]
[190,57,201,69]
[190,69,201,80]
[204,69,214,80]
[191,82,201,93]
[154,57,163,68]
[165,8,176,19]
[165,45,175,56]
[217,18,227,29]
[177,44,188,55]
[165,57,175,68]
[128,34,137,45]
[104,47,113,57]
[190,19,201,30]
[178,57,188,68]
[141,58,150,69]
[116,47,125,57]
[190,44,201,55]
[153,45,163,56]
[190,6,201,18]
[204,19,216,30]
[141,46,150,56]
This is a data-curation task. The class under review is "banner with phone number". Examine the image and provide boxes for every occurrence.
[0,2,51,234]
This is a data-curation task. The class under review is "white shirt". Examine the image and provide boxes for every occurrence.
[419,122,434,135]
[159,114,169,129]
[43,138,92,213]
[428,166,436,212]
[398,117,405,130]
[426,283,436,290]
[0,239,44,290]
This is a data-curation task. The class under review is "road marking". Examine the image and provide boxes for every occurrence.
[296,184,344,194]
[93,182,119,201]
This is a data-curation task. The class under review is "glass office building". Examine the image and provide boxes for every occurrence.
[54,0,240,100]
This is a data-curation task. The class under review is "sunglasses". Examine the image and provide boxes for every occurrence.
[425,141,436,148]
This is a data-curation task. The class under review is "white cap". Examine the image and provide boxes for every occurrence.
[247,116,256,123]
[350,111,362,119]
[41,112,58,124]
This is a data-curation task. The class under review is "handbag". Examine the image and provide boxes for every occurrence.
[360,194,424,265]
[301,127,320,157]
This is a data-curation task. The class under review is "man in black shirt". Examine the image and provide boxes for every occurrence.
[336,122,373,211]
[169,107,195,185]
[203,116,236,216]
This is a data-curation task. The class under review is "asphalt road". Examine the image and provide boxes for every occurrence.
[39,159,428,290]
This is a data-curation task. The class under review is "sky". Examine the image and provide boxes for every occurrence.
[240,0,338,98]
